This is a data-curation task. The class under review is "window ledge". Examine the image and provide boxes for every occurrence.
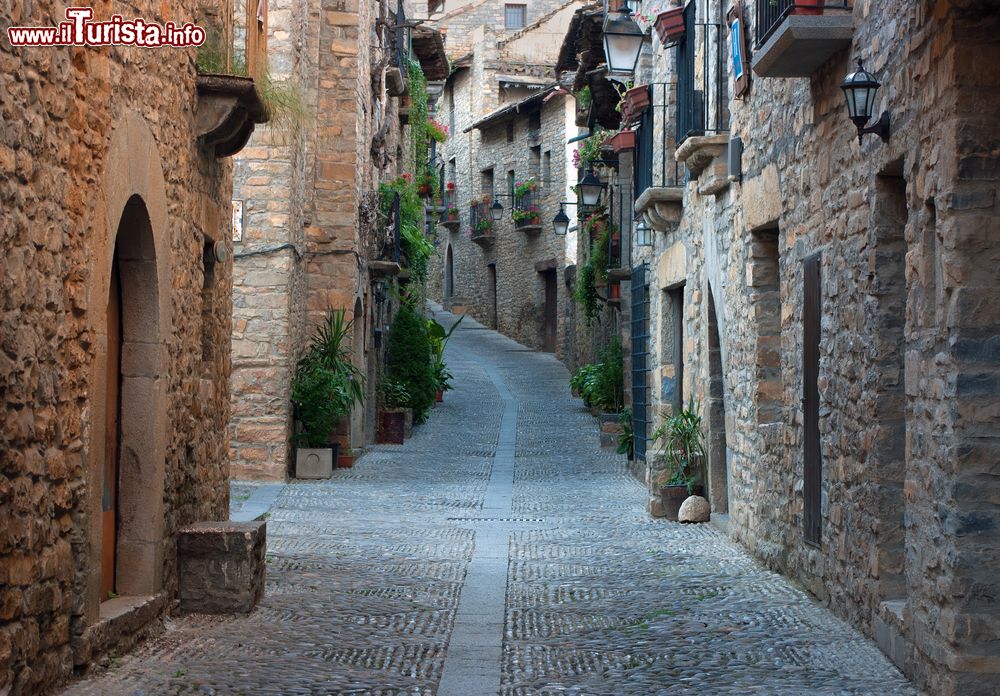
[751,14,854,78]
[634,186,684,231]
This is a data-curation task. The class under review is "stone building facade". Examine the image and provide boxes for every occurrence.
[560,0,1000,693]
[1,1,246,692]
[426,0,587,360]
[229,0,448,479]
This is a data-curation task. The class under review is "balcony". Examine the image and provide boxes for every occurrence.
[633,83,685,232]
[469,199,494,245]
[513,190,543,234]
[751,1,854,78]
[385,0,410,96]
[440,189,460,232]
[372,192,402,277]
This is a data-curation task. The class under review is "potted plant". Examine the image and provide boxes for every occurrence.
[609,129,637,153]
[622,85,650,121]
[513,204,542,228]
[427,315,463,401]
[654,7,685,47]
[290,309,365,478]
[616,408,634,460]
[651,401,706,521]
[427,118,449,143]
[377,379,411,444]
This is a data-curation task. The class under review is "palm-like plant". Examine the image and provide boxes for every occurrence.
[651,399,706,494]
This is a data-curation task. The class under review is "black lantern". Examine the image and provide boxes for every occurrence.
[552,206,570,236]
[490,198,504,222]
[840,59,890,144]
[603,5,644,75]
[635,220,652,247]
[578,169,604,207]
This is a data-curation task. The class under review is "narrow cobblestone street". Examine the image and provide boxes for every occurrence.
[62,309,916,696]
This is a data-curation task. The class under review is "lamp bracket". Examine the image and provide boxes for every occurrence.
[858,111,890,145]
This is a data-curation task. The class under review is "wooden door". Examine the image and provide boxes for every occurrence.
[542,270,557,352]
[102,262,122,598]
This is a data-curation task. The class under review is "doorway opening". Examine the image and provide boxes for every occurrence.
[100,194,164,600]
[542,269,557,352]
[706,287,729,514]
[444,245,454,300]
[488,262,498,329]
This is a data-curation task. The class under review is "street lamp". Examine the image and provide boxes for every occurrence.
[552,205,571,236]
[635,219,652,247]
[602,5,644,75]
[577,168,605,207]
[490,198,504,222]
[840,59,890,145]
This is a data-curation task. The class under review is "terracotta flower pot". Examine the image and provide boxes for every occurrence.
[654,8,685,46]
[610,129,637,153]
[659,485,689,521]
[436,389,444,403]
[792,0,823,16]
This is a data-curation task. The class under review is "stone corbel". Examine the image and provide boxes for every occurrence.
[195,74,268,158]
[634,186,684,232]
[675,134,728,178]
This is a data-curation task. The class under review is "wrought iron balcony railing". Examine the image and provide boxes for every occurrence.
[755,1,852,49]
[676,3,728,146]
[470,199,494,240]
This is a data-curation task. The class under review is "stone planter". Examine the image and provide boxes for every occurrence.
[658,484,705,521]
[654,8,685,47]
[378,409,407,444]
[295,443,339,479]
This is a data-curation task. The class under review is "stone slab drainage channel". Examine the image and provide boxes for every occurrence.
[436,364,517,696]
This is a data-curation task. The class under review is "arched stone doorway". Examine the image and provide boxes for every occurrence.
[444,245,454,300]
[706,287,730,514]
[86,111,171,621]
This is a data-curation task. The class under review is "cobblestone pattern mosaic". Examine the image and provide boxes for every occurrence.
[61,311,915,696]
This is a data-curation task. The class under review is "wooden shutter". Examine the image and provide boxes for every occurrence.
[802,253,822,545]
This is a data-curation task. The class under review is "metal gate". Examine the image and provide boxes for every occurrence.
[630,263,650,460]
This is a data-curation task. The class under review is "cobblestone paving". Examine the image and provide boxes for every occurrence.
[62,308,917,696]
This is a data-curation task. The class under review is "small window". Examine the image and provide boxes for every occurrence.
[529,146,541,182]
[506,121,515,142]
[505,3,526,29]
[542,151,551,187]
[481,168,494,196]
[507,170,515,199]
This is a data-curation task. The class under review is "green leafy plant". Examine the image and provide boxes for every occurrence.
[513,178,538,197]
[290,309,365,447]
[616,408,634,458]
[573,260,600,325]
[651,399,706,494]
[575,85,592,112]
[379,176,435,282]
[427,315,464,392]
[512,204,541,224]
[570,340,624,413]
[386,303,437,423]
[591,225,611,282]
[378,378,411,409]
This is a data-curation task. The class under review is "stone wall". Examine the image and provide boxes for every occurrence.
[229,0,408,478]
[621,0,1000,692]
[1,1,234,692]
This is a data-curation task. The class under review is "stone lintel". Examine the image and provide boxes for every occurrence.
[370,260,402,277]
[750,14,854,78]
[534,257,558,272]
[675,135,729,178]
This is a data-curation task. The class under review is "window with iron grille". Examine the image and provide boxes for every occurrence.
[676,2,727,146]
[633,88,654,200]
[505,3,526,29]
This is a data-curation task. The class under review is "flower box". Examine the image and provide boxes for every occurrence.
[654,8,685,47]
[792,0,823,16]
[622,86,650,124]
[609,129,637,153]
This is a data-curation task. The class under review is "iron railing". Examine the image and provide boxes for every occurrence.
[755,1,851,49]
[630,263,650,461]
[389,0,410,79]
[676,3,727,146]
[634,83,683,200]
[514,190,542,228]
[380,192,401,262]
[470,199,493,238]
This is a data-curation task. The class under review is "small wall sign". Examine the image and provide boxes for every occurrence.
[727,2,752,99]
[231,200,243,242]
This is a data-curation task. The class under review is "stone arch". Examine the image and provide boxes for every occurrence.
[706,285,730,514]
[85,111,172,622]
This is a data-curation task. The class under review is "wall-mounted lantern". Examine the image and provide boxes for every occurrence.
[490,198,504,222]
[840,59,890,145]
[635,220,652,247]
[577,168,605,207]
[603,5,644,75]
[552,205,571,236]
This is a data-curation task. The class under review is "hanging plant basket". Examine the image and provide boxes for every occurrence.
[610,129,637,153]
[654,8,685,48]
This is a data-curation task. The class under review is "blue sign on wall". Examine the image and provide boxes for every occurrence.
[731,18,743,81]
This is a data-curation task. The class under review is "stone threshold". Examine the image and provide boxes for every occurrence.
[73,593,168,669]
